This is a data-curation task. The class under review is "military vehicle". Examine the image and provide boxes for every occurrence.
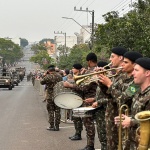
[15,67,26,81]
[12,72,20,86]
[0,69,14,90]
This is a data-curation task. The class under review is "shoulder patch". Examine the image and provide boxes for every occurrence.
[126,83,140,97]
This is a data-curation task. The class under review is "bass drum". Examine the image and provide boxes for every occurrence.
[54,81,83,109]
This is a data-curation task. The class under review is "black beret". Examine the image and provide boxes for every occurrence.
[86,52,97,62]
[111,47,128,56]
[97,61,108,68]
[135,57,150,70]
[124,51,143,62]
[48,65,55,71]
[73,64,82,70]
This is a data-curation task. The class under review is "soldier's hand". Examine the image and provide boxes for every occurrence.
[99,74,112,88]
[63,81,73,88]
[121,114,131,128]
[84,98,95,103]
[92,102,98,108]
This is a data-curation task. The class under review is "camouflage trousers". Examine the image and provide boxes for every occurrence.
[72,116,83,135]
[47,99,61,127]
[105,102,118,150]
[94,106,107,150]
[123,127,138,150]
[83,116,95,147]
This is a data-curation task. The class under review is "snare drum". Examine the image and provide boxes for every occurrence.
[53,81,83,109]
[72,107,95,117]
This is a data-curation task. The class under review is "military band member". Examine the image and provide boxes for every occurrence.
[97,47,127,150]
[68,63,83,141]
[103,51,142,149]
[64,52,98,150]
[91,61,111,150]
[105,51,142,105]
[115,57,150,150]
[40,65,62,131]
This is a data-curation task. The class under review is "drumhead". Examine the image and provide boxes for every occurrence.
[54,93,83,109]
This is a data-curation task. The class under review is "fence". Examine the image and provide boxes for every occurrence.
[34,79,73,124]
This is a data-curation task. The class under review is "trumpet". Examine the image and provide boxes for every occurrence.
[74,66,122,85]
[118,104,129,150]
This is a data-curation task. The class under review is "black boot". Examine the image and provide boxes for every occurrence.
[54,125,59,131]
[79,146,95,150]
[47,125,55,131]
[46,125,55,131]
[70,134,82,140]
[69,134,76,139]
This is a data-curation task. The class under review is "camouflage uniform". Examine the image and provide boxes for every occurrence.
[40,72,62,128]
[93,84,111,150]
[72,116,83,135]
[73,67,97,148]
[108,74,140,150]
[98,71,124,150]
[125,86,150,150]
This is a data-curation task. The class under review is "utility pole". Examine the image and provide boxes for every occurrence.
[54,31,67,56]
[74,7,94,50]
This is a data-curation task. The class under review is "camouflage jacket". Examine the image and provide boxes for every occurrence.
[130,86,150,126]
[97,71,124,105]
[40,72,62,98]
[96,83,111,107]
[72,66,98,106]
[107,73,139,106]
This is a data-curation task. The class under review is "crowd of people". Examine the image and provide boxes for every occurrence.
[37,47,150,150]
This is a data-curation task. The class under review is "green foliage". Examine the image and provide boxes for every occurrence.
[30,50,55,70]
[94,0,150,57]
[57,44,91,69]
[0,38,23,65]
[31,43,47,54]
[20,38,28,47]
[39,38,54,44]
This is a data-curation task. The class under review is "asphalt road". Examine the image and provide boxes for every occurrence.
[0,47,101,150]
[0,79,100,150]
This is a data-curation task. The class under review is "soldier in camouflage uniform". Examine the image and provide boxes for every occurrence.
[89,61,111,150]
[97,47,128,150]
[105,51,142,150]
[115,57,150,150]
[40,65,62,131]
[64,53,98,150]
[68,63,83,141]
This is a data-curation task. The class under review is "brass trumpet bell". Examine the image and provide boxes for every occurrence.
[74,67,122,85]
[135,111,150,150]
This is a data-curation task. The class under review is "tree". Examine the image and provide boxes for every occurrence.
[20,38,29,47]
[30,50,55,70]
[94,0,150,57]
[0,38,23,65]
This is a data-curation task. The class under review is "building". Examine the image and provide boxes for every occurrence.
[4,37,21,46]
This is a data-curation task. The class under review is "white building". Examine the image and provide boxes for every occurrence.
[80,25,91,43]
[4,37,21,46]
[10,37,21,46]
[55,36,77,48]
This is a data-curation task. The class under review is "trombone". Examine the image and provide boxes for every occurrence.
[118,104,129,150]
[74,66,122,85]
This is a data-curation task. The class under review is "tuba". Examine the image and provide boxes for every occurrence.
[135,111,150,150]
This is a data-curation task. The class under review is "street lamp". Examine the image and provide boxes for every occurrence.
[62,17,91,34]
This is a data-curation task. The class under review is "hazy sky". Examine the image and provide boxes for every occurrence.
[0,0,134,42]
